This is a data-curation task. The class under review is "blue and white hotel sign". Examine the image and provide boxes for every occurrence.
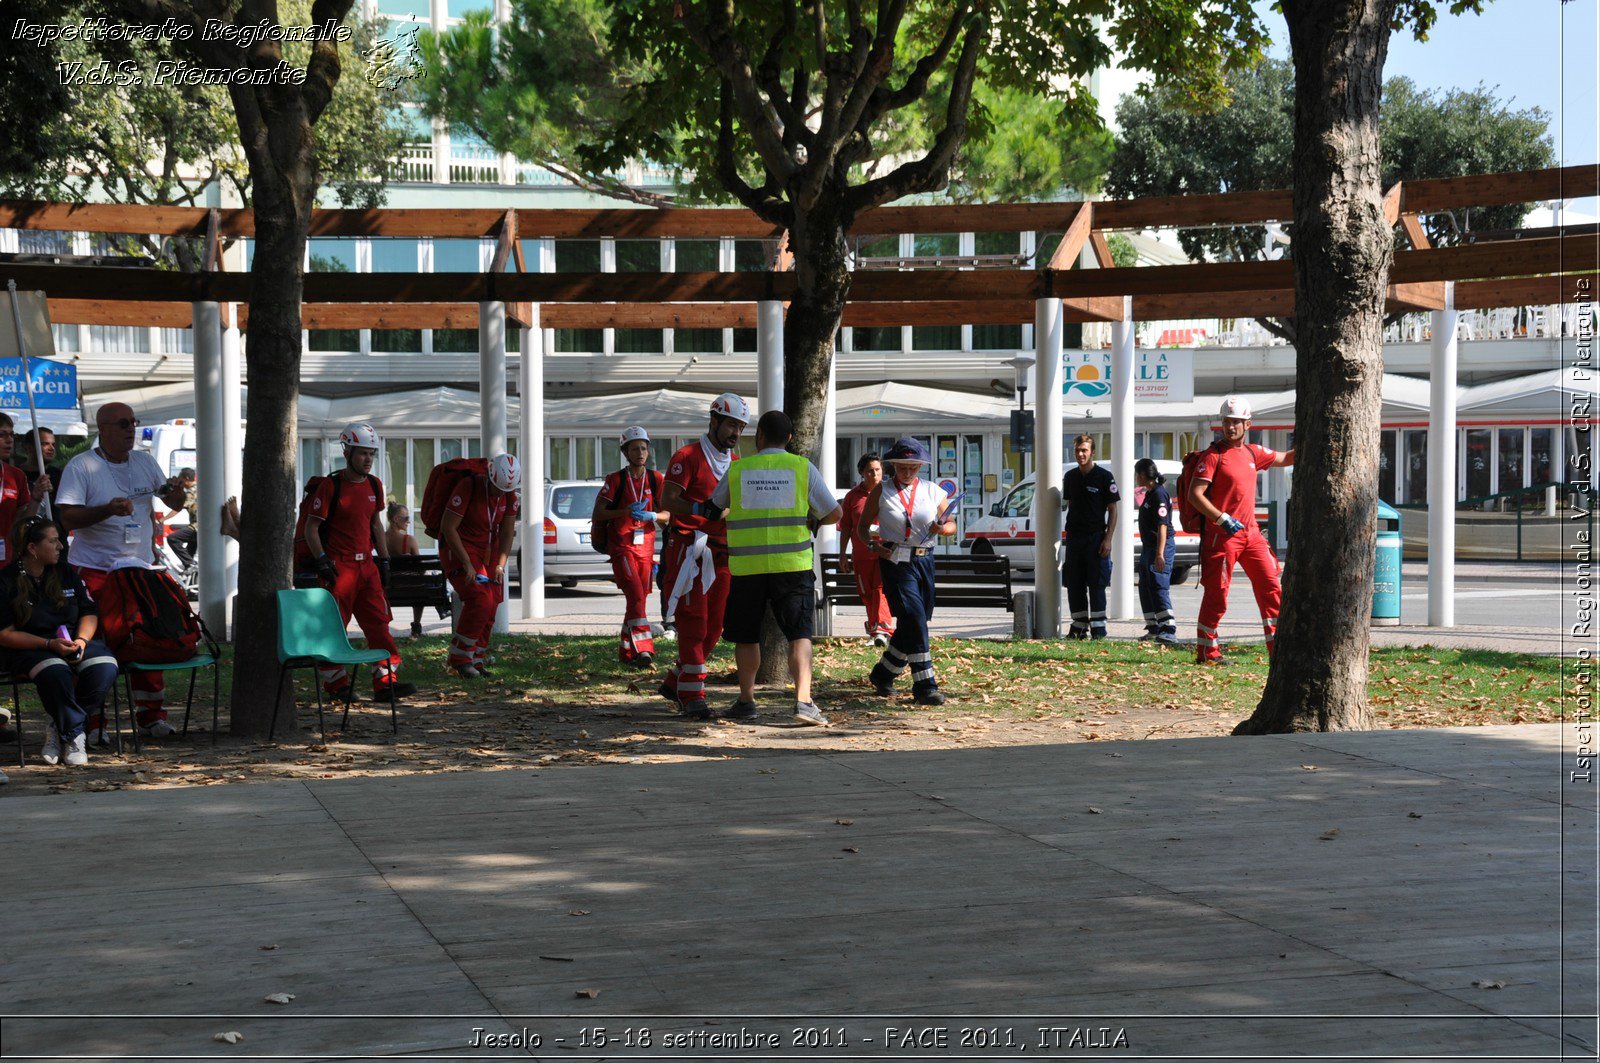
[1064,349,1194,402]
[0,358,80,410]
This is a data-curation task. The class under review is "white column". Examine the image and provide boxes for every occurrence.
[221,303,243,629]
[518,317,547,619]
[1428,283,1458,627]
[818,345,839,556]
[480,301,509,633]
[756,300,784,414]
[1266,428,1290,551]
[1033,297,1064,637]
[1109,297,1136,620]
[192,301,227,634]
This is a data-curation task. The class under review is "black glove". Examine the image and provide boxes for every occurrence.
[315,554,337,584]
[377,556,391,590]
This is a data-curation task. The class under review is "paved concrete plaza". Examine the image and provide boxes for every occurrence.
[2,723,1593,1060]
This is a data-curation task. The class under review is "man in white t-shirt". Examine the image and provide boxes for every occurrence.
[58,402,187,741]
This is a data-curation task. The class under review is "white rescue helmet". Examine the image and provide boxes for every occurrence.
[339,422,381,451]
[620,426,650,448]
[1219,395,1253,421]
[709,392,750,425]
[488,453,521,493]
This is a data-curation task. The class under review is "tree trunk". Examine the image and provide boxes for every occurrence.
[228,104,319,738]
[1236,0,1395,734]
[751,198,853,687]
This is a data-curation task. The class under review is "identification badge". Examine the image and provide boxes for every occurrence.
[632,529,646,546]
[124,521,141,544]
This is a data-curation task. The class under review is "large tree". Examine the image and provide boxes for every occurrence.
[103,0,371,737]
[1235,0,1494,735]
[415,0,1265,453]
[1107,54,1553,338]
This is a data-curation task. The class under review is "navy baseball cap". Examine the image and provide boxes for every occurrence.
[884,437,931,465]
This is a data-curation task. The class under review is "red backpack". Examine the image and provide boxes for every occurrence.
[419,457,489,539]
[1174,446,1216,534]
[292,473,378,569]
[95,566,210,665]
[590,469,664,555]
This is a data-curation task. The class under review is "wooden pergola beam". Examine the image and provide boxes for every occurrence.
[1400,164,1599,213]
[1044,203,1093,271]
[1092,188,1293,231]
[1452,273,1599,310]
[1387,282,1446,312]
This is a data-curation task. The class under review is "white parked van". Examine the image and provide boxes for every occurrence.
[961,459,1199,584]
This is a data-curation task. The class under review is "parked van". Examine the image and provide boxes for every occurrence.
[961,460,1199,584]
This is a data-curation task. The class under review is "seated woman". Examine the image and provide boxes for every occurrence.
[385,502,420,558]
[0,518,119,766]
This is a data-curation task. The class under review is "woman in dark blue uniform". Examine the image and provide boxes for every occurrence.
[1134,458,1178,644]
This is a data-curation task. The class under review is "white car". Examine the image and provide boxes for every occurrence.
[961,460,1199,584]
[540,479,617,587]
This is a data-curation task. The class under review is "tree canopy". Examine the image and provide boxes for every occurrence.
[1,0,408,268]
[1107,56,1555,261]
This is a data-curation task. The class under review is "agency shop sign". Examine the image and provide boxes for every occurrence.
[1063,349,1193,402]
[0,358,80,410]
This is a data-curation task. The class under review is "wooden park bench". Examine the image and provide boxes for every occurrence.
[387,554,452,637]
[815,551,1014,636]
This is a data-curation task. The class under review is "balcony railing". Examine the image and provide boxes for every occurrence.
[389,142,674,188]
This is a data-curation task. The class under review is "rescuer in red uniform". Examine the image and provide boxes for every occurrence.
[593,426,667,667]
[838,452,893,646]
[303,423,418,702]
[441,453,521,678]
[657,393,747,720]
[1187,396,1295,665]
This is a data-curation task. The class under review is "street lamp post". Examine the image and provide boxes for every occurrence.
[1008,352,1035,479]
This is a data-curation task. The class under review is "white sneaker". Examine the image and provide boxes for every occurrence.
[871,633,889,648]
[41,719,61,765]
[139,719,177,739]
[64,733,88,767]
[0,705,12,728]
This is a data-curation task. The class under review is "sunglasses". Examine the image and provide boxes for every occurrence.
[102,418,140,430]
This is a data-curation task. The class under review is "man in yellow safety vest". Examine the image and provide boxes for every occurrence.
[709,410,842,726]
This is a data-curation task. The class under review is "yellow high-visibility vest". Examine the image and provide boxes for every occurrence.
[726,452,813,576]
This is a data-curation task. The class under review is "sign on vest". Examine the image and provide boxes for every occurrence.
[740,469,797,510]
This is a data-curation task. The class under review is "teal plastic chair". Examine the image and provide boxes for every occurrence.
[273,588,397,742]
[122,645,221,753]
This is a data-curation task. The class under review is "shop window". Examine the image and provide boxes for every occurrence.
[912,326,961,350]
[1464,429,1492,499]
[853,327,901,352]
[433,328,479,352]
[974,231,1019,255]
[433,238,481,272]
[1531,428,1554,485]
[1497,428,1524,493]
[1403,429,1427,504]
[555,329,603,352]
[732,328,757,353]
[675,239,718,271]
[616,240,660,272]
[616,329,664,354]
[308,330,359,351]
[1379,430,1397,502]
[734,240,772,271]
[555,240,601,272]
[913,233,958,257]
[308,239,356,272]
[370,239,418,272]
[676,329,723,353]
[371,329,423,353]
[972,324,1022,350]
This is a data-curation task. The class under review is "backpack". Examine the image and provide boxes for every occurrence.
[292,473,377,569]
[95,566,210,665]
[1174,446,1215,533]
[420,457,489,539]
[590,469,664,555]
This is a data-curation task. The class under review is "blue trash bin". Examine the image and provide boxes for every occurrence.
[1372,500,1402,626]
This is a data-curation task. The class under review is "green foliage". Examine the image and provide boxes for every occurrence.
[1107,56,1554,260]
[0,0,408,266]
[415,0,1266,210]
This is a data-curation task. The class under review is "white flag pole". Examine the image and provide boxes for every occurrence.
[6,280,52,518]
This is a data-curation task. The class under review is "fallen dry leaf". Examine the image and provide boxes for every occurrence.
[575,988,600,999]
[1299,764,1319,772]
[213,1032,244,1044]
[539,955,574,962]
[842,846,860,853]
[263,993,295,1005]
[1472,979,1506,990]
[258,944,279,951]
[569,909,591,917]
[835,819,854,826]
[1408,812,1424,819]
[1087,807,1103,815]
[1318,829,1341,841]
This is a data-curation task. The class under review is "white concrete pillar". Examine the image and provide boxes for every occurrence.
[1033,297,1064,637]
[480,300,510,633]
[1109,298,1136,620]
[818,345,839,557]
[757,300,784,414]
[221,303,243,629]
[518,316,547,619]
[192,301,227,635]
[1266,428,1291,551]
[1428,283,1458,627]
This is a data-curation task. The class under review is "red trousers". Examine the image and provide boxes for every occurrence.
[611,545,656,662]
[316,557,401,694]
[445,552,504,669]
[1196,525,1281,661]
[851,553,894,637]
[76,566,164,728]
[659,534,729,706]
